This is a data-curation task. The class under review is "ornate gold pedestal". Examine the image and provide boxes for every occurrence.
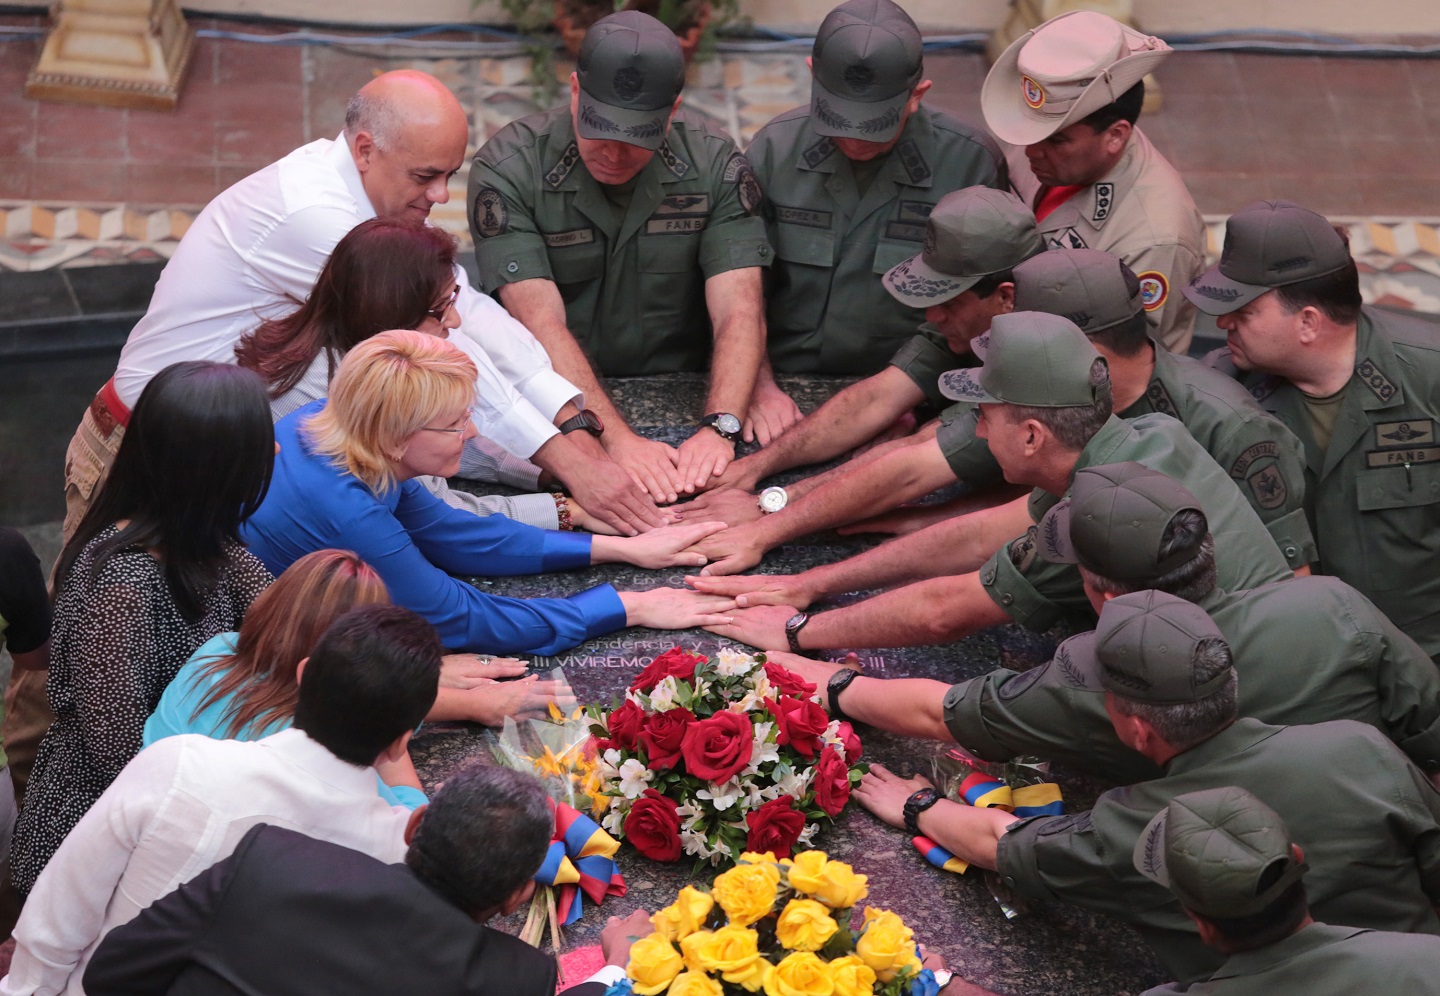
[25,0,195,112]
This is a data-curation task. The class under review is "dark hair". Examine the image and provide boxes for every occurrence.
[1083,509,1218,602]
[1079,81,1145,133]
[194,550,390,739]
[1273,255,1362,327]
[406,764,552,916]
[1005,357,1114,450]
[1111,638,1238,751]
[292,605,441,765]
[971,269,1017,301]
[235,218,458,399]
[1198,878,1310,952]
[58,361,274,620]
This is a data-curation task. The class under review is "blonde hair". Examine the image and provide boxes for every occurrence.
[304,329,477,493]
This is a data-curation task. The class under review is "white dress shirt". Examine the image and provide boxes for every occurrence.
[112,134,579,458]
[2,729,413,996]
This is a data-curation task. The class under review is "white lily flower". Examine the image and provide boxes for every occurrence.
[697,778,745,811]
[774,767,814,799]
[797,823,819,846]
[618,758,653,799]
[715,649,755,677]
[602,806,625,836]
[648,676,679,712]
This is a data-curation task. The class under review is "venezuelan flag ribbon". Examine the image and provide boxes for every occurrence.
[911,777,1064,875]
[534,799,626,925]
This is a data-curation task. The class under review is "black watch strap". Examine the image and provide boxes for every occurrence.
[785,612,810,654]
[827,667,859,720]
[903,788,941,837]
[558,409,604,437]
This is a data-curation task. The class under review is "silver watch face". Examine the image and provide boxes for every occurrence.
[714,413,741,436]
[758,486,788,513]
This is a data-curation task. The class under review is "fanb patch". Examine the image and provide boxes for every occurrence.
[545,143,581,187]
[1092,182,1114,222]
[1138,271,1169,312]
[884,221,926,242]
[471,186,507,238]
[1355,357,1398,403]
[1365,446,1440,469]
[1375,420,1435,448]
[1246,464,1289,510]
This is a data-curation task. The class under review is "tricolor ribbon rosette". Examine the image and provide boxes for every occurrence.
[535,799,627,925]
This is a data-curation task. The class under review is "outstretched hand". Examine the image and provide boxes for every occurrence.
[701,603,796,651]
[620,587,737,631]
[686,572,815,610]
[853,763,935,829]
[599,520,728,570]
[605,431,685,506]
[439,654,528,690]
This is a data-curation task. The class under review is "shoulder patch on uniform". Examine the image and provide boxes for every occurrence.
[1229,441,1279,478]
[1009,525,1039,572]
[1092,181,1114,222]
[1355,356,1398,403]
[656,141,690,179]
[895,138,932,185]
[471,186,508,238]
[1052,643,1088,688]
[724,152,762,216]
[1376,420,1436,448]
[1045,227,1088,250]
[802,136,835,169]
[1145,380,1178,418]
[1246,464,1288,509]
[998,663,1048,700]
[1137,271,1169,312]
[545,143,581,188]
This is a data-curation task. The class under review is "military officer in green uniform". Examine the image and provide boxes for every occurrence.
[698,313,1291,652]
[748,0,1008,374]
[690,186,1040,514]
[842,591,1440,985]
[686,248,1314,577]
[1188,200,1440,659]
[470,12,787,503]
[770,464,1440,787]
[1136,787,1440,996]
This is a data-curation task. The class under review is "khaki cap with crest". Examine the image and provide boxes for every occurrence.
[810,0,923,142]
[1039,462,1205,582]
[883,187,1042,307]
[1134,786,1309,919]
[938,310,1104,405]
[1183,200,1352,316]
[1095,589,1232,705]
[576,11,686,152]
[981,10,1171,147]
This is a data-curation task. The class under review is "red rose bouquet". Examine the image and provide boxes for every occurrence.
[587,648,865,868]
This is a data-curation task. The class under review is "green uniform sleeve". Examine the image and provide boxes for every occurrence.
[942,637,1164,783]
[1372,610,1440,772]
[1219,414,1318,568]
[979,526,1094,632]
[697,150,772,278]
[889,329,959,408]
[934,405,1006,490]
[468,149,554,290]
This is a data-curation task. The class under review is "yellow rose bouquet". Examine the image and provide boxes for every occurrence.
[610,852,942,996]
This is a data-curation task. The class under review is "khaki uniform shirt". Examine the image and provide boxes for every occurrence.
[979,413,1291,632]
[996,718,1440,985]
[470,107,771,375]
[943,576,1440,784]
[929,347,1315,567]
[1210,308,1440,658]
[749,106,1006,374]
[1143,922,1440,996]
[1008,128,1205,353]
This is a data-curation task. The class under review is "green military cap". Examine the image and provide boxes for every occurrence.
[884,187,1042,307]
[1095,589,1232,704]
[1134,785,1309,919]
[576,11,685,151]
[1039,462,1206,582]
[938,311,1104,405]
[982,10,1171,146]
[1183,200,1352,316]
[810,0,923,142]
[1014,248,1143,334]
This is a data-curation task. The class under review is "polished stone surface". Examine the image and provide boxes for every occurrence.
[411,373,1166,996]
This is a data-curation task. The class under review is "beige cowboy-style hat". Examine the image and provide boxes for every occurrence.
[981,10,1171,147]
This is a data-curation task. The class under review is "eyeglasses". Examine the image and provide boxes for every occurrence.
[420,405,476,434]
[425,283,460,321]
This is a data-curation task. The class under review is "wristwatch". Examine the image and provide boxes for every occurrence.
[903,787,941,836]
[700,412,742,442]
[826,667,859,720]
[758,485,788,513]
[785,612,810,653]
[558,409,605,437]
